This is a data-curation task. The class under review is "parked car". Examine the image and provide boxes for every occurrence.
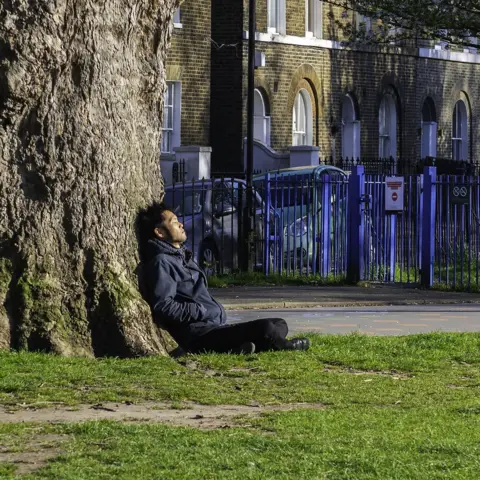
[253,165,348,272]
[164,179,269,276]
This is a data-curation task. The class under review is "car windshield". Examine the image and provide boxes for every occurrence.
[164,188,204,216]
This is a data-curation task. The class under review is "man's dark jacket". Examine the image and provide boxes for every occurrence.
[140,238,226,348]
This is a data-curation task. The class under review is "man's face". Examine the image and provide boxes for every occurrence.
[154,210,187,247]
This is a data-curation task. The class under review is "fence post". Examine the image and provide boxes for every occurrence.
[347,165,365,283]
[263,172,271,275]
[421,166,437,287]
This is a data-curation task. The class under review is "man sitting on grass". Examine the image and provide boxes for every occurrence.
[137,202,310,355]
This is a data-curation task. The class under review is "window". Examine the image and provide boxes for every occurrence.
[254,89,271,145]
[464,35,478,54]
[421,97,437,159]
[378,94,397,159]
[161,81,182,154]
[341,94,360,159]
[268,0,286,35]
[173,8,181,27]
[452,100,468,160]
[292,89,313,146]
[356,13,372,33]
[306,0,323,38]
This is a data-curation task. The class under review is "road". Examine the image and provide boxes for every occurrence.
[227,304,480,336]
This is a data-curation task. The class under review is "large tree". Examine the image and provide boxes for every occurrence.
[328,0,480,49]
[0,0,180,356]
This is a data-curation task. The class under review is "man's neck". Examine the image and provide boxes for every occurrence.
[158,238,182,249]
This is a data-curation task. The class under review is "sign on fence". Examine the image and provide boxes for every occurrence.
[385,176,405,212]
[450,184,470,205]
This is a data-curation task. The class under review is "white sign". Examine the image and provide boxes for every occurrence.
[385,176,404,212]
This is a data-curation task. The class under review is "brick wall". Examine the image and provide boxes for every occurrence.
[208,1,480,171]
[165,0,211,147]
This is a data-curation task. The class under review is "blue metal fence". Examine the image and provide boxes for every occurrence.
[164,166,480,289]
[434,174,480,289]
[362,174,422,283]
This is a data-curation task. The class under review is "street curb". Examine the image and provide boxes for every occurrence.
[222,298,480,310]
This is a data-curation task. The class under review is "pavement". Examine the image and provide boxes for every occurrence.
[226,305,480,336]
[211,284,480,310]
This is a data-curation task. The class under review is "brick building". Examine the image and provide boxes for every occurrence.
[161,1,480,177]
[160,0,212,184]
[210,0,480,173]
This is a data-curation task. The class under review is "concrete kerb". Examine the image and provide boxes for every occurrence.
[222,298,480,310]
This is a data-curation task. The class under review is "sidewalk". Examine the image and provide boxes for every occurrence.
[211,284,480,310]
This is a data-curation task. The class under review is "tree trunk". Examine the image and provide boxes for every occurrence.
[0,0,180,356]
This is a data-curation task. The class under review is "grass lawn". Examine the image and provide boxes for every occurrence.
[1,332,480,478]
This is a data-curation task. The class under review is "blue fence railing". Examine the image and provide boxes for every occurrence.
[434,175,480,289]
[164,167,480,289]
[260,171,349,278]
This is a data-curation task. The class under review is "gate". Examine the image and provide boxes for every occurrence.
[362,174,423,283]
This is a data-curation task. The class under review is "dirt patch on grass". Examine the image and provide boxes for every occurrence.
[0,402,324,430]
[0,434,69,476]
[323,365,413,379]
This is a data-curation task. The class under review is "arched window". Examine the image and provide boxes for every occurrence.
[452,100,468,160]
[379,94,397,159]
[341,94,360,159]
[292,89,313,146]
[253,89,271,145]
[421,97,437,159]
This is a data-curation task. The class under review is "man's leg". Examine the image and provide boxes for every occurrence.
[189,318,293,354]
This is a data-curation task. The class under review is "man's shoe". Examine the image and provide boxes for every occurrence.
[232,342,256,354]
[290,338,310,351]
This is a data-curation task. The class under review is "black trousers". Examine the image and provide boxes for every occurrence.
[188,318,294,353]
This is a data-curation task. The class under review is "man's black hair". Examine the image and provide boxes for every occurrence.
[136,202,173,260]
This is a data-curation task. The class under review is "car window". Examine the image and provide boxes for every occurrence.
[212,182,263,211]
[268,175,314,208]
[321,169,347,178]
[164,188,204,216]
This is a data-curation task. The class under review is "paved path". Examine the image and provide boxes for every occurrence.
[227,304,480,336]
[213,284,480,309]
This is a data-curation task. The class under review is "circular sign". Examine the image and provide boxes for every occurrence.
[453,186,468,197]
[392,192,398,201]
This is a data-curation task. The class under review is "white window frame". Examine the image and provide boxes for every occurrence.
[306,0,323,39]
[161,81,182,155]
[341,94,360,159]
[452,100,468,161]
[253,89,271,146]
[378,94,397,159]
[173,8,182,28]
[292,89,313,146]
[268,0,286,35]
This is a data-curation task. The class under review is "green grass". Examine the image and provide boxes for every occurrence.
[2,333,480,478]
[1,333,480,408]
[1,408,480,479]
[208,272,347,288]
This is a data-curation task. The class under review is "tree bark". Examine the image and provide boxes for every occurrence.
[0,0,179,356]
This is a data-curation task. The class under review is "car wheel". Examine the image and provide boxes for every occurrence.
[199,240,219,277]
